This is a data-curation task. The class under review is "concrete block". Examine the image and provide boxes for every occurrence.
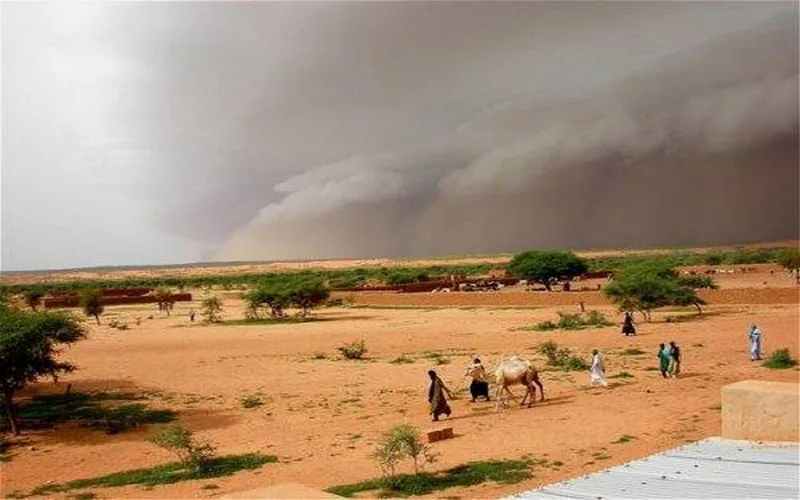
[722,380,799,442]
[427,427,454,443]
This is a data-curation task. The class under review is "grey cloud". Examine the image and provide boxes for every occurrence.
[2,2,797,270]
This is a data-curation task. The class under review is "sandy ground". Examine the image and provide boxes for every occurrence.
[2,273,799,499]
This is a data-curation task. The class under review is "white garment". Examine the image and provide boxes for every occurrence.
[590,353,608,387]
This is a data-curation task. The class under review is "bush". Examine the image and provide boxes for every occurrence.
[373,424,436,479]
[150,425,216,472]
[338,340,367,360]
[537,341,588,371]
[762,348,798,369]
[530,311,612,331]
[201,296,223,323]
[240,395,264,409]
[507,250,588,291]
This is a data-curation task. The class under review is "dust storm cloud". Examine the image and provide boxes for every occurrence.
[2,2,797,269]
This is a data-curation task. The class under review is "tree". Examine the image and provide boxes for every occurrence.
[22,288,45,311]
[507,250,588,291]
[201,296,223,323]
[80,289,104,325]
[243,278,292,319]
[286,276,330,316]
[778,249,800,285]
[0,308,86,434]
[604,262,709,320]
[154,287,176,316]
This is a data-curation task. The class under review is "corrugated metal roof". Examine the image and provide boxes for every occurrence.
[508,437,799,500]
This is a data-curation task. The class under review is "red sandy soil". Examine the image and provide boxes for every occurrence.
[1,270,798,499]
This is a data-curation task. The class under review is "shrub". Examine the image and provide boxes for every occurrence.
[507,250,588,291]
[338,340,367,360]
[373,424,436,479]
[240,395,264,409]
[762,348,798,369]
[530,311,612,331]
[537,341,588,371]
[391,355,415,364]
[80,289,104,325]
[201,296,223,323]
[150,425,216,472]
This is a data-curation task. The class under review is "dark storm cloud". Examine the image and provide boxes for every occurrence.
[2,2,797,269]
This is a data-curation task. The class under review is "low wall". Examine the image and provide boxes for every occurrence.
[722,380,799,442]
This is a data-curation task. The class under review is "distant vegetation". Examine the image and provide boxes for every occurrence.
[0,246,792,298]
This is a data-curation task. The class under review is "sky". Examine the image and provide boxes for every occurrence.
[2,1,798,271]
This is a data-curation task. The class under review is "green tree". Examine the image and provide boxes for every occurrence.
[154,287,176,316]
[285,276,330,316]
[0,308,86,434]
[243,278,292,318]
[80,289,104,325]
[22,288,45,311]
[507,250,588,291]
[201,296,223,323]
[778,249,800,285]
[604,262,708,320]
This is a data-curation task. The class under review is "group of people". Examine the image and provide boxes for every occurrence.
[658,341,681,378]
[427,323,768,421]
[427,358,493,421]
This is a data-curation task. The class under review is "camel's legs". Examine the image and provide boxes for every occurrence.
[495,384,505,410]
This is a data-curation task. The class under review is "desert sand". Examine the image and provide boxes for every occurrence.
[1,264,798,499]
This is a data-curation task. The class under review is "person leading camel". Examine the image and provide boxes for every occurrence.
[428,370,454,421]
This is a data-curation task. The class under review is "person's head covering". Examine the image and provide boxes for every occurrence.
[592,349,599,355]
[428,370,437,379]
[473,358,481,364]
[670,341,676,347]
[751,324,757,331]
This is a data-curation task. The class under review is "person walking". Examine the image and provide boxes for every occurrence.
[622,311,636,336]
[589,349,608,387]
[427,370,454,422]
[464,358,490,402]
[669,341,681,377]
[748,324,763,361]
[658,343,672,378]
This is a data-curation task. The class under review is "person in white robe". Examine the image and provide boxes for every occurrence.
[589,349,608,387]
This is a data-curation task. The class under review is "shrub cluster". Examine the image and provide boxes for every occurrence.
[532,311,612,331]
[538,341,589,371]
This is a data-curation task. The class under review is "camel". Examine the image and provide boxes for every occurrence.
[493,356,544,410]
